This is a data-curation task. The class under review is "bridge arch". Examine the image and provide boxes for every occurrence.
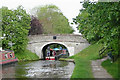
[41,42,74,59]
[27,34,90,59]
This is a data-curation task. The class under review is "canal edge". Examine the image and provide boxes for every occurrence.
[59,58,75,64]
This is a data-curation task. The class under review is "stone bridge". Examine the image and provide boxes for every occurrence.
[27,34,90,59]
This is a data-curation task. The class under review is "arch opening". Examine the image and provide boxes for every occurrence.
[42,43,69,60]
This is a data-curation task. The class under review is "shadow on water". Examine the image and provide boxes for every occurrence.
[1,60,74,79]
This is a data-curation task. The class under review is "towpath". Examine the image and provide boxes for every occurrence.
[91,57,114,79]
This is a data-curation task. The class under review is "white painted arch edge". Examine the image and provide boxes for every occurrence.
[40,42,75,58]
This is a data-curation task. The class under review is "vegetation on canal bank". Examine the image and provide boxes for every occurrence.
[102,58,120,78]
[69,42,103,78]
[15,49,39,61]
[1,6,31,53]
[73,2,119,58]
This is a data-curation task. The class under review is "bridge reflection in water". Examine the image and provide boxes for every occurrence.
[2,60,74,78]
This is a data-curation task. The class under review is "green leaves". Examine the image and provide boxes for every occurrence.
[1,6,31,53]
[74,2,119,56]
[32,5,73,34]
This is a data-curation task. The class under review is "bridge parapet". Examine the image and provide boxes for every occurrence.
[28,34,88,43]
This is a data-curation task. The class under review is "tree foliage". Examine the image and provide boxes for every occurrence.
[32,5,73,34]
[73,2,120,57]
[0,8,2,47]
[29,16,43,35]
[1,6,31,53]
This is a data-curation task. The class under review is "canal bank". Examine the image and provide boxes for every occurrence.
[69,42,103,78]
[59,58,75,64]
[68,42,119,79]
[15,49,39,61]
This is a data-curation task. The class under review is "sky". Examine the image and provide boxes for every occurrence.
[0,0,86,34]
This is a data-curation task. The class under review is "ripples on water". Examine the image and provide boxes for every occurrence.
[2,60,74,78]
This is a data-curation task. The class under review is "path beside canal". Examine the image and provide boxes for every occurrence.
[91,57,113,79]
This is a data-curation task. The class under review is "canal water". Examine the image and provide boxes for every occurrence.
[2,60,74,78]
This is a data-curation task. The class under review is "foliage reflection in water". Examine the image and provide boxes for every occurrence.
[2,60,74,78]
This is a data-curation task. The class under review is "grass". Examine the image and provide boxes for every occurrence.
[101,58,120,79]
[15,49,39,61]
[69,42,103,78]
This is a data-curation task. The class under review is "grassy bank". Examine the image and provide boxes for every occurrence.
[69,42,103,78]
[101,58,120,78]
[15,49,39,61]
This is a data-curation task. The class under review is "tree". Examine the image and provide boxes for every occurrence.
[1,6,31,53]
[32,5,73,34]
[0,8,2,47]
[73,1,120,59]
[29,16,43,35]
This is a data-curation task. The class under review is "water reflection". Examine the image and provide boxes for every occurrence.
[2,60,74,78]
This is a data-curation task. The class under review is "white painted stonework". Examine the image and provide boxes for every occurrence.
[0,47,2,51]
[27,34,90,59]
